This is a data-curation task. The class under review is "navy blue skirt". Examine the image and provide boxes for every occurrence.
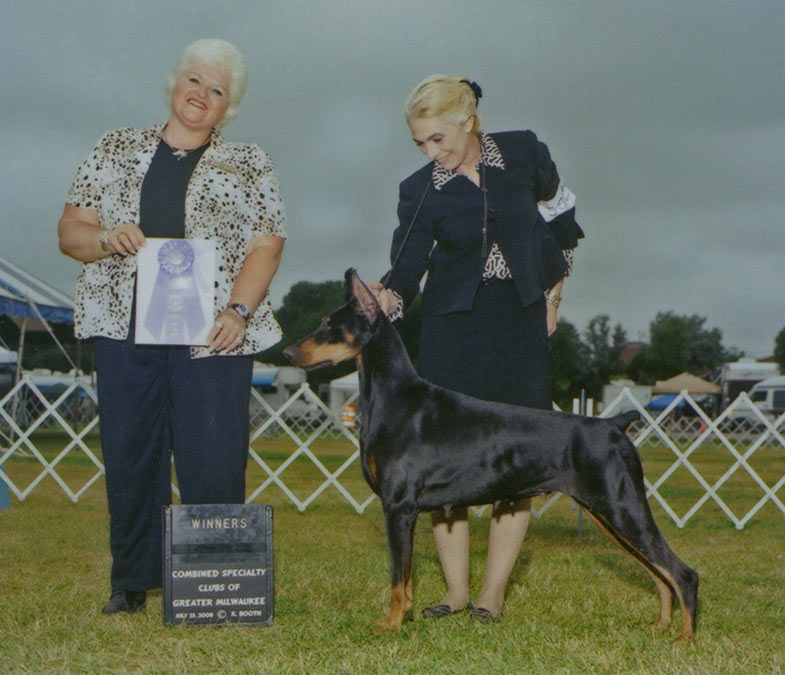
[417,280,552,410]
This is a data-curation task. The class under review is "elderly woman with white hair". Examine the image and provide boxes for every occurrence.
[58,39,286,615]
[373,74,583,623]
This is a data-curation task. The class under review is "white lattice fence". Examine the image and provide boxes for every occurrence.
[601,388,785,529]
[2,380,783,527]
[244,383,373,513]
[0,375,104,502]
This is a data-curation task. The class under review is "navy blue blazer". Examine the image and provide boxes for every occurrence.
[385,130,583,315]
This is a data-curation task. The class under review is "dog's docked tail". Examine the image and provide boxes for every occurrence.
[612,410,640,433]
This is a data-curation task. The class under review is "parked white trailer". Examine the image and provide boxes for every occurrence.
[727,375,785,426]
[720,358,779,408]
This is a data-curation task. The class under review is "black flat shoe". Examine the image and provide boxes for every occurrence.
[101,590,147,615]
[469,606,501,624]
[422,602,473,619]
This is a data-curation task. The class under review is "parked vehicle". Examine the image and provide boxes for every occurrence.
[726,375,785,428]
[719,358,779,409]
[747,376,785,418]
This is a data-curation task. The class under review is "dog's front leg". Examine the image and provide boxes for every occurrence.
[377,508,418,631]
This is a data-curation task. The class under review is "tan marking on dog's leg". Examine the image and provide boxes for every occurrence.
[649,561,695,642]
[650,577,674,630]
[365,449,378,492]
[583,511,675,630]
[404,574,414,623]
[376,582,409,632]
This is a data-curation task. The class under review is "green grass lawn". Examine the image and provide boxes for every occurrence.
[1,433,784,673]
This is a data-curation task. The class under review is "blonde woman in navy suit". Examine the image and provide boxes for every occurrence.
[373,74,583,623]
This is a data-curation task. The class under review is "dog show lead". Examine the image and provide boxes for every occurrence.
[372,75,584,623]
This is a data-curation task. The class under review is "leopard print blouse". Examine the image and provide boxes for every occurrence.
[66,124,287,358]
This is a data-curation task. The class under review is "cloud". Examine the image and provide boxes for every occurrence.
[2,0,783,359]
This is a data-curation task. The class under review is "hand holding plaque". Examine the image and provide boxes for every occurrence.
[135,238,215,345]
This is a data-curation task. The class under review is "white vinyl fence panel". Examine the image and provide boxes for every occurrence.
[2,378,783,529]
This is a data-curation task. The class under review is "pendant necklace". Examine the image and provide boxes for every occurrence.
[162,131,209,161]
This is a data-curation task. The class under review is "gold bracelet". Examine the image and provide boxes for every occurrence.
[99,230,110,252]
[545,290,562,308]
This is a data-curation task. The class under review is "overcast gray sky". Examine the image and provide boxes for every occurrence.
[2,0,783,358]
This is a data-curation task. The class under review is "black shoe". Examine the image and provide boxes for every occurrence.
[469,606,502,624]
[422,602,473,619]
[102,590,147,615]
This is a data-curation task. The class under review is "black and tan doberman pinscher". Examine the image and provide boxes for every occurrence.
[284,269,699,640]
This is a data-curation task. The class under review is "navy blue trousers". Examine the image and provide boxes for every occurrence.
[94,336,253,592]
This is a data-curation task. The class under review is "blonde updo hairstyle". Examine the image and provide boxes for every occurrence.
[164,38,248,128]
[404,74,482,133]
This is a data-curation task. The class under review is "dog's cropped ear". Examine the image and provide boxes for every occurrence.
[344,268,356,301]
[346,268,380,323]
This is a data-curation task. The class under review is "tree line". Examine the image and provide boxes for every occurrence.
[258,280,758,409]
[4,278,783,412]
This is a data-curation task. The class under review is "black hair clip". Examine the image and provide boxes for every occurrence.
[461,79,483,104]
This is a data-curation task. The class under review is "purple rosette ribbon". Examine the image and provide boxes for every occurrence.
[143,240,205,343]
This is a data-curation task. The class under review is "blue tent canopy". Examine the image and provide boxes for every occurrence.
[252,364,277,392]
[647,394,686,410]
[0,255,75,373]
[0,255,74,325]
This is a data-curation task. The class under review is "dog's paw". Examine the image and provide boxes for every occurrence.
[647,618,670,632]
[672,631,696,644]
[375,612,410,632]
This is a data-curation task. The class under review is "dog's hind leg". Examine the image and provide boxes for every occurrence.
[581,506,698,641]
[569,429,699,640]
[377,508,418,631]
[575,490,699,641]
[579,507,673,629]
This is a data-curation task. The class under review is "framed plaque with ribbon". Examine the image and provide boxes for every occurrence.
[135,238,215,346]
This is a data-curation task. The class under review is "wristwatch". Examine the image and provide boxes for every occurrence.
[228,303,251,321]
